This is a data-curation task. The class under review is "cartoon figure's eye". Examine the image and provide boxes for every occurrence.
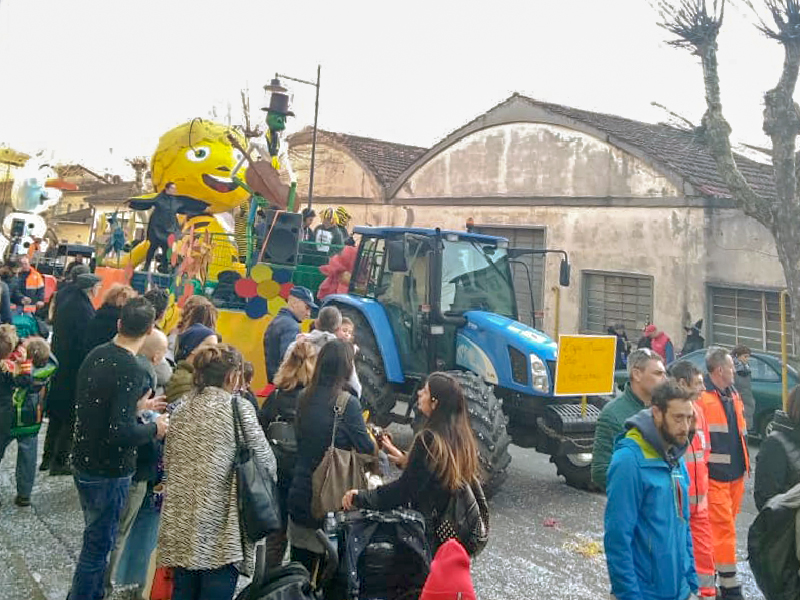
[186,146,211,162]
[233,150,244,163]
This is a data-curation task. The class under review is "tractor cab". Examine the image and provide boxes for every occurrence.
[350,227,520,377]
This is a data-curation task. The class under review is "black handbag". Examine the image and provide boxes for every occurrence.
[233,396,282,541]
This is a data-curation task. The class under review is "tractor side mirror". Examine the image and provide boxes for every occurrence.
[559,258,571,287]
[386,238,408,272]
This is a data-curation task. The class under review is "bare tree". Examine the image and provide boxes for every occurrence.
[656,0,800,347]
[239,88,264,139]
[126,157,149,194]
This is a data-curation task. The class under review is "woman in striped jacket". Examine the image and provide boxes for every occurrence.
[158,343,276,600]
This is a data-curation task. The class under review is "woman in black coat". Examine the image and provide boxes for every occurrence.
[287,340,374,574]
[343,372,483,555]
[754,385,800,510]
[83,284,137,353]
[258,339,318,568]
[41,273,100,475]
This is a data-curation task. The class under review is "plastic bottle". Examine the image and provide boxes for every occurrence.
[324,511,338,557]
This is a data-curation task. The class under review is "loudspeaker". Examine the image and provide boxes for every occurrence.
[10,218,25,238]
[260,210,302,266]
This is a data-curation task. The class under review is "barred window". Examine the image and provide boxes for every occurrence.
[582,271,653,335]
[708,286,794,355]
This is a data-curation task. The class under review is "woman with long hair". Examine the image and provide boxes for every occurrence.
[286,339,374,573]
[258,340,318,567]
[158,344,276,600]
[343,372,480,551]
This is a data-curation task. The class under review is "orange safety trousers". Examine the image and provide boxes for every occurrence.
[707,477,746,591]
[690,509,716,597]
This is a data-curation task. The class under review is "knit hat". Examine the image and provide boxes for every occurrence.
[644,324,657,336]
[69,263,91,282]
[420,539,476,600]
[176,323,216,362]
[74,273,101,290]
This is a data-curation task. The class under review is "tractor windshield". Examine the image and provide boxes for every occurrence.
[440,239,516,319]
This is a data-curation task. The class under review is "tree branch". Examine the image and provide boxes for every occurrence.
[658,0,771,225]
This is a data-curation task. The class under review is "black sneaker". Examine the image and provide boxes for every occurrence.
[38,461,49,472]
[14,496,30,507]
[49,466,72,476]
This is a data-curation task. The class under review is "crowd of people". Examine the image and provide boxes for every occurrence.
[595,343,800,600]
[0,259,481,600]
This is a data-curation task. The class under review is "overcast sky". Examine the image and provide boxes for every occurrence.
[0,0,788,175]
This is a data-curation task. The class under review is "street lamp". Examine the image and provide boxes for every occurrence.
[269,66,321,210]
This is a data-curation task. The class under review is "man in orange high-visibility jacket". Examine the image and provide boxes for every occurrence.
[698,347,749,600]
[670,360,716,598]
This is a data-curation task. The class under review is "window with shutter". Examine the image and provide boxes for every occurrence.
[581,271,653,335]
[708,286,795,355]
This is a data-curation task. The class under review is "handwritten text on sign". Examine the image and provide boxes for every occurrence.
[554,335,617,396]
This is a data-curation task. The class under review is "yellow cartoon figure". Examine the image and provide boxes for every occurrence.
[125,119,250,278]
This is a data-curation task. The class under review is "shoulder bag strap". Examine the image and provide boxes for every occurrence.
[232,395,246,453]
[329,391,350,449]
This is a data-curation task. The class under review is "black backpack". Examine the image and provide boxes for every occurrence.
[748,484,800,600]
[236,543,332,600]
[432,477,490,557]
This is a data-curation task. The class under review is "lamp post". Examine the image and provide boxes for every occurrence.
[271,65,321,210]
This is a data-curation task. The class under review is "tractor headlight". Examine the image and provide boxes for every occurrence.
[530,354,549,393]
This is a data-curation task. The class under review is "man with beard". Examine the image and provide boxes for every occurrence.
[604,380,699,600]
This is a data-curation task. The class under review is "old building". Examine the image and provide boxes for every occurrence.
[287,94,790,356]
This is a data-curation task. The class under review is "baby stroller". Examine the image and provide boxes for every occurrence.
[330,508,431,600]
[239,509,430,600]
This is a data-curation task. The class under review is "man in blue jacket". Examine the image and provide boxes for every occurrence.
[604,379,699,600]
[263,286,317,382]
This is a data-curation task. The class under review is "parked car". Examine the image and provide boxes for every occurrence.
[614,349,799,438]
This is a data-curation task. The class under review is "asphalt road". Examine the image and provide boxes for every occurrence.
[0,424,766,600]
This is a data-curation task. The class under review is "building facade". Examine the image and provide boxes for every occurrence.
[286,94,790,356]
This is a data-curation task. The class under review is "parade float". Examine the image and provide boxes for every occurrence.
[95,84,329,391]
[0,152,73,262]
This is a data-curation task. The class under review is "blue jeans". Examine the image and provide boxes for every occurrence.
[69,472,132,600]
[172,564,239,600]
[0,432,38,499]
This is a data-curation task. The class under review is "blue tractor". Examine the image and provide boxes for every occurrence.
[323,226,602,495]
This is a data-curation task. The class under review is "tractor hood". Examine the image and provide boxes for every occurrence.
[457,311,557,396]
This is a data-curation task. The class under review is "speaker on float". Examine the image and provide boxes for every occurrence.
[260,210,302,266]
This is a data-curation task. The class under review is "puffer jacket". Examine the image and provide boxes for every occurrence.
[755,410,800,511]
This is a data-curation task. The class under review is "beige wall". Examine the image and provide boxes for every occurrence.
[396,123,681,199]
[705,208,785,289]
[54,222,91,244]
[288,144,382,200]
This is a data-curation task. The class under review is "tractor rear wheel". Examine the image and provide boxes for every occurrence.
[336,305,396,426]
[446,371,511,497]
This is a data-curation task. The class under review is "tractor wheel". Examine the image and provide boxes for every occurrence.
[446,371,512,498]
[336,305,395,426]
[552,453,594,491]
